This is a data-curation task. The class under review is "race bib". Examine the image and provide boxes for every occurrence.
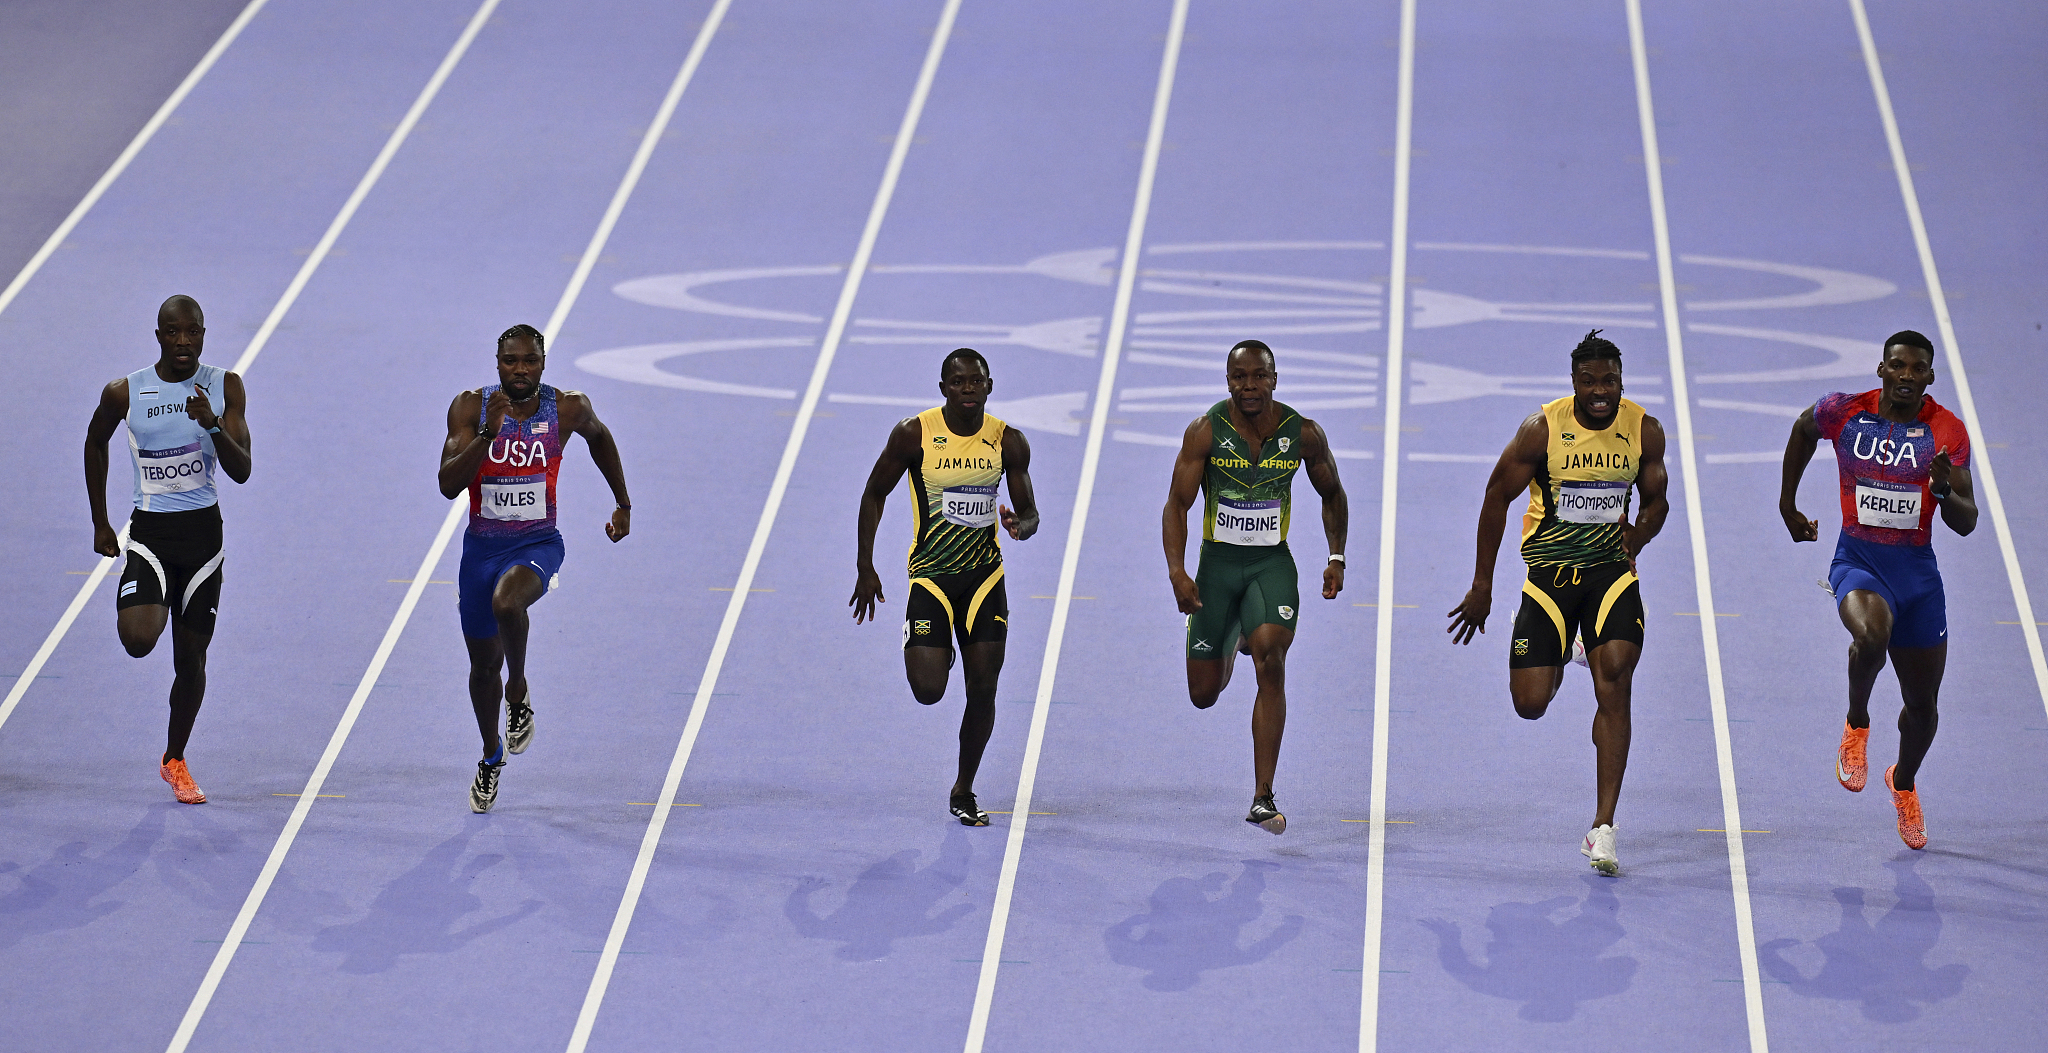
[941,485,998,528]
[479,475,547,521]
[1213,497,1284,547]
[136,441,209,495]
[1557,480,1630,524]
[1855,481,1922,530]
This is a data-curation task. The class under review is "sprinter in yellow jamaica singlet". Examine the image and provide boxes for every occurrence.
[852,349,1041,826]
[1162,339,1349,835]
[1447,330,1670,876]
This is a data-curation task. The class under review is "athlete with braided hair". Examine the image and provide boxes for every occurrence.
[1448,330,1669,874]
[438,324,632,813]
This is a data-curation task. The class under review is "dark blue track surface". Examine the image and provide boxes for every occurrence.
[2,2,2043,1051]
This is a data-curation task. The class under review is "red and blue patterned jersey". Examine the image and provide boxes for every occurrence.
[468,384,564,538]
[1814,389,1969,547]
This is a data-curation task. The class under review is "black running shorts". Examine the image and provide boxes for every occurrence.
[904,562,1008,651]
[1509,560,1642,668]
[117,505,224,637]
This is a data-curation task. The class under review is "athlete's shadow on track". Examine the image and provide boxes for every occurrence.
[1759,857,1968,1021]
[1102,860,1305,992]
[0,805,169,950]
[785,824,975,961]
[311,827,541,974]
[1419,876,1636,1022]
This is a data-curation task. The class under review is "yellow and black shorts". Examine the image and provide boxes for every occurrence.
[903,562,1008,651]
[1509,560,1643,668]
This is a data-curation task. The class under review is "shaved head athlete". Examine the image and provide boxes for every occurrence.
[84,295,252,804]
[438,324,632,814]
[1779,330,1977,851]
[1447,330,1669,875]
[1163,339,1348,835]
[852,348,1039,827]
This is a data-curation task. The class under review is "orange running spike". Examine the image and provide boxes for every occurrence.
[160,757,206,804]
[1885,765,1926,850]
[1837,722,1869,792]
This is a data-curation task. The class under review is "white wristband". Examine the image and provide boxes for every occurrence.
[1327,553,1345,564]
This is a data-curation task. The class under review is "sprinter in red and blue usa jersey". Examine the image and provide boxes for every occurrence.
[438,324,632,813]
[1780,330,1978,851]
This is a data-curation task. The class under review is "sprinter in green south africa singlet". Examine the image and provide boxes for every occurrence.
[1186,398,1306,659]
[1202,400,1305,546]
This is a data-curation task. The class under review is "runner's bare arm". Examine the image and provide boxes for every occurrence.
[1299,419,1347,600]
[1778,405,1822,542]
[438,390,491,499]
[193,371,253,484]
[561,391,631,542]
[84,378,129,557]
[998,425,1039,541]
[1931,449,1977,537]
[1622,415,1669,560]
[1161,415,1212,615]
[1447,412,1546,645]
[851,417,923,623]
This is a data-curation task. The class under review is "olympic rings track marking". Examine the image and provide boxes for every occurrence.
[1851,0,2048,717]
[563,2,958,1048]
[1627,4,1768,1050]
[961,3,1187,1049]
[0,0,270,738]
[1356,1,1415,1050]
[160,2,512,1048]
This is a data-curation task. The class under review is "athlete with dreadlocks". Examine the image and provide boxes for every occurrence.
[852,348,1040,827]
[438,324,632,813]
[1778,330,1976,851]
[1447,330,1668,874]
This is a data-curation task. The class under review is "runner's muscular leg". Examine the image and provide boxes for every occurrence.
[1839,590,1893,730]
[464,634,506,758]
[490,564,547,708]
[1588,639,1641,829]
[1187,646,1239,709]
[1510,665,1565,719]
[1887,641,1945,791]
[1248,622,1294,798]
[119,603,168,658]
[953,641,1004,796]
[164,620,210,761]
[905,645,950,705]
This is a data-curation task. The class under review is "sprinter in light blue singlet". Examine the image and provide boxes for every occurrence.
[438,324,634,813]
[84,295,253,805]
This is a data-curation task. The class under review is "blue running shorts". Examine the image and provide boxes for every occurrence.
[1828,532,1946,649]
[458,530,565,639]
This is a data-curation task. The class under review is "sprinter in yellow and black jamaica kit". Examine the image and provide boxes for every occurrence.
[1447,330,1669,876]
[1163,339,1348,836]
[853,348,1040,827]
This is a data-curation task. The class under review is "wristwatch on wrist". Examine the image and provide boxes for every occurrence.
[1327,553,1345,564]
[1930,481,1952,500]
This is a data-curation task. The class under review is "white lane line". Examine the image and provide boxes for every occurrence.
[0,526,128,734]
[546,0,736,348]
[164,3,508,1048]
[0,0,271,320]
[1625,4,1768,1052]
[0,0,270,735]
[163,500,467,1053]
[1850,0,2048,715]
[962,4,1188,1050]
[563,3,960,1050]
[1358,1,1415,1050]
[228,0,502,374]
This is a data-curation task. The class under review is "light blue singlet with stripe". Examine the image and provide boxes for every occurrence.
[127,362,225,512]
